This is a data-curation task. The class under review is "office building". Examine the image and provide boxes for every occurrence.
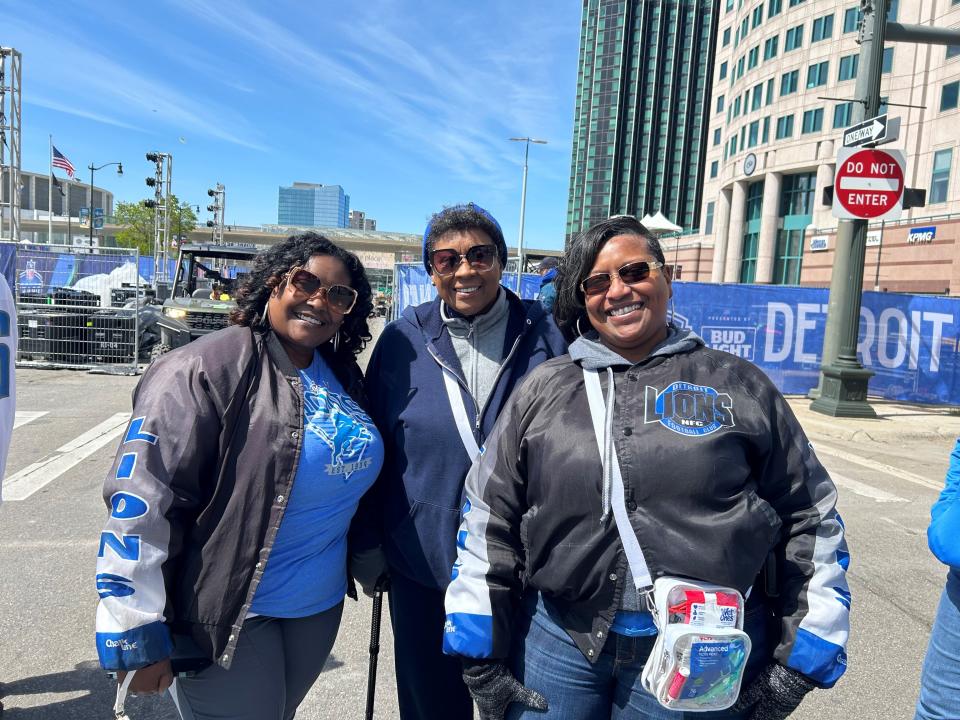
[566,0,720,242]
[277,182,350,227]
[693,0,960,293]
[349,209,377,231]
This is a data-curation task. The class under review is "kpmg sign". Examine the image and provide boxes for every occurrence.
[907,226,936,244]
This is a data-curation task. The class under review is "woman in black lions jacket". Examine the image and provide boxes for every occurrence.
[443,216,851,720]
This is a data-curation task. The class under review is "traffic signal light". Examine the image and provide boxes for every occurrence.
[145,152,160,162]
[144,200,157,209]
[146,177,157,187]
[207,188,216,197]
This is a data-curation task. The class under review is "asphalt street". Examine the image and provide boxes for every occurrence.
[1,323,958,718]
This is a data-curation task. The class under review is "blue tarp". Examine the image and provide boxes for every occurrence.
[392,268,960,405]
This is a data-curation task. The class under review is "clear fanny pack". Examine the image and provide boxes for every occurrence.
[640,577,751,712]
[582,369,750,712]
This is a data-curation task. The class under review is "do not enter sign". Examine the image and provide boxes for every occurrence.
[833,147,906,221]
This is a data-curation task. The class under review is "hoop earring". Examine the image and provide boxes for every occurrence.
[576,316,588,337]
[260,299,271,327]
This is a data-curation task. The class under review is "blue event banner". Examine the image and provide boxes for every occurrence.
[672,282,960,405]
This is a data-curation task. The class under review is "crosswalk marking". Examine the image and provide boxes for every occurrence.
[830,471,909,503]
[4,412,130,501]
[13,411,48,429]
[813,442,943,492]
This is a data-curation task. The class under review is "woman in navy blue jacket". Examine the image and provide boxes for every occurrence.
[351,203,567,720]
[915,438,960,719]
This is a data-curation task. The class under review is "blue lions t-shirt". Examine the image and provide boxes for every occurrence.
[251,352,384,618]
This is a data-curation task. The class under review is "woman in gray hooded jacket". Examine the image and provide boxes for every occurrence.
[443,216,851,720]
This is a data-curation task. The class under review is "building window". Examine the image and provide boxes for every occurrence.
[726,0,734,11]
[947,45,960,60]
[785,25,803,52]
[941,81,960,111]
[717,94,726,113]
[705,201,716,235]
[788,0,806,6]
[806,61,829,89]
[752,83,763,111]
[882,47,894,74]
[802,108,824,133]
[734,95,742,117]
[781,70,799,95]
[741,17,749,39]
[838,54,858,81]
[711,160,719,179]
[748,120,760,147]
[843,7,860,33]
[769,0,783,18]
[748,46,759,70]
[930,149,952,203]
[762,116,770,143]
[719,61,728,80]
[737,56,746,78]
[887,0,898,19]
[776,114,794,138]
[752,5,763,28]
[742,182,764,283]
[773,230,805,284]
[833,102,854,128]
[723,27,732,46]
[714,128,722,145]
[731,135,739,155]
[812,14,834,42]
[764,36,779,60]
[766,78,775,105]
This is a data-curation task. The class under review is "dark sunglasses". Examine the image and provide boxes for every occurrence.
[430,244,498,276]
[580,260,665,297]
[285,267,358,314]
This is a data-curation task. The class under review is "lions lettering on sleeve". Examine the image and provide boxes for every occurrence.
[95,416,174,670]
[0,274,16,499]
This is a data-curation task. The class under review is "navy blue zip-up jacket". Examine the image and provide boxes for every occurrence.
[353,290,567,590]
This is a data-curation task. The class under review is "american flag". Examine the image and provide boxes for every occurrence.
[52,146,75,177]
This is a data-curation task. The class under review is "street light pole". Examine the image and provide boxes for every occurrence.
[87,161,123,249]
[509,137,547,291]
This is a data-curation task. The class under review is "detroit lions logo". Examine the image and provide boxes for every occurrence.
[644,381,735,436]
[303,385,375,480]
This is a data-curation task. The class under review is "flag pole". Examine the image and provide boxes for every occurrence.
[48,135,53,243]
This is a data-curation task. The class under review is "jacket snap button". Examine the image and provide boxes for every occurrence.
[623,427,632,436]
[277,495,285,503]
[588,649,594,657]
[256,562,262,569]
[228,634,235,642]
[626,499,638,511]
[222,654,229,662]
[597,631,603,638]
[291,430,299,439]
[609,573,617,581]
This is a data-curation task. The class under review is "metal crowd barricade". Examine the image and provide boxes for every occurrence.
[10,242,142,373]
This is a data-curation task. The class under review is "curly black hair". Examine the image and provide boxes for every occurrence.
[553,216,665,343]
[230,231,373,362]
[422,203,508,272]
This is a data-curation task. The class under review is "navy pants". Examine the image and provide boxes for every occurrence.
[389,572,473,720]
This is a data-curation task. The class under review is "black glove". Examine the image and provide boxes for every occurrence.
[462,660,548,720]
[731,663,817,720]
[349,546,390,597]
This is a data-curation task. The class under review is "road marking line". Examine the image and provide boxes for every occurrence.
[813,443,942,491]
[880,516,922,536]
[13,411,48,429]
[831,472,909,503]
[4,413,130,501]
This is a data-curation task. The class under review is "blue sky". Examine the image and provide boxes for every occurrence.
[2,1,581,251]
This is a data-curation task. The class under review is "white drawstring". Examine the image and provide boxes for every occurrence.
[600,367,616,523]
[113,669,136,719]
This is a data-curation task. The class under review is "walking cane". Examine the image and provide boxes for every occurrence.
[365,575,390,720]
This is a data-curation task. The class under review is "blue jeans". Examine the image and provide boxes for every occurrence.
[915,568,960,720]
[507,594,771,720]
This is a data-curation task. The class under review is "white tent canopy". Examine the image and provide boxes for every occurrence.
[639,211,683,235]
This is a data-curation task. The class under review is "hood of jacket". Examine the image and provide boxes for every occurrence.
[568,322,703,370]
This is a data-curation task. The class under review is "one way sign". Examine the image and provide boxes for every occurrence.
[843,114,888,147]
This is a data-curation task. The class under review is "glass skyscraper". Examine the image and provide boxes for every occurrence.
[566,0,719,242]
[277,182,350,227]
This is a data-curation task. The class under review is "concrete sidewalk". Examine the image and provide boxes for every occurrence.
[787,396,960,443]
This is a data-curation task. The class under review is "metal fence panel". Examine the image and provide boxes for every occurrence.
[6,242,143,373]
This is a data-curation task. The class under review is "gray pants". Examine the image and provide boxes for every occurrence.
[171,602,344,720]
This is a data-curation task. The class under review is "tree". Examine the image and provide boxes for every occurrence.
[113,196,197,256]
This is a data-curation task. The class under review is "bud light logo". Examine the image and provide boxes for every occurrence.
[702,326,757,360]
[644,382,735,436]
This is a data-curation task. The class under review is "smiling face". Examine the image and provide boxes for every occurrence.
[267,253,353,368]
[430,229,502,318]
[583,234,672,363]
